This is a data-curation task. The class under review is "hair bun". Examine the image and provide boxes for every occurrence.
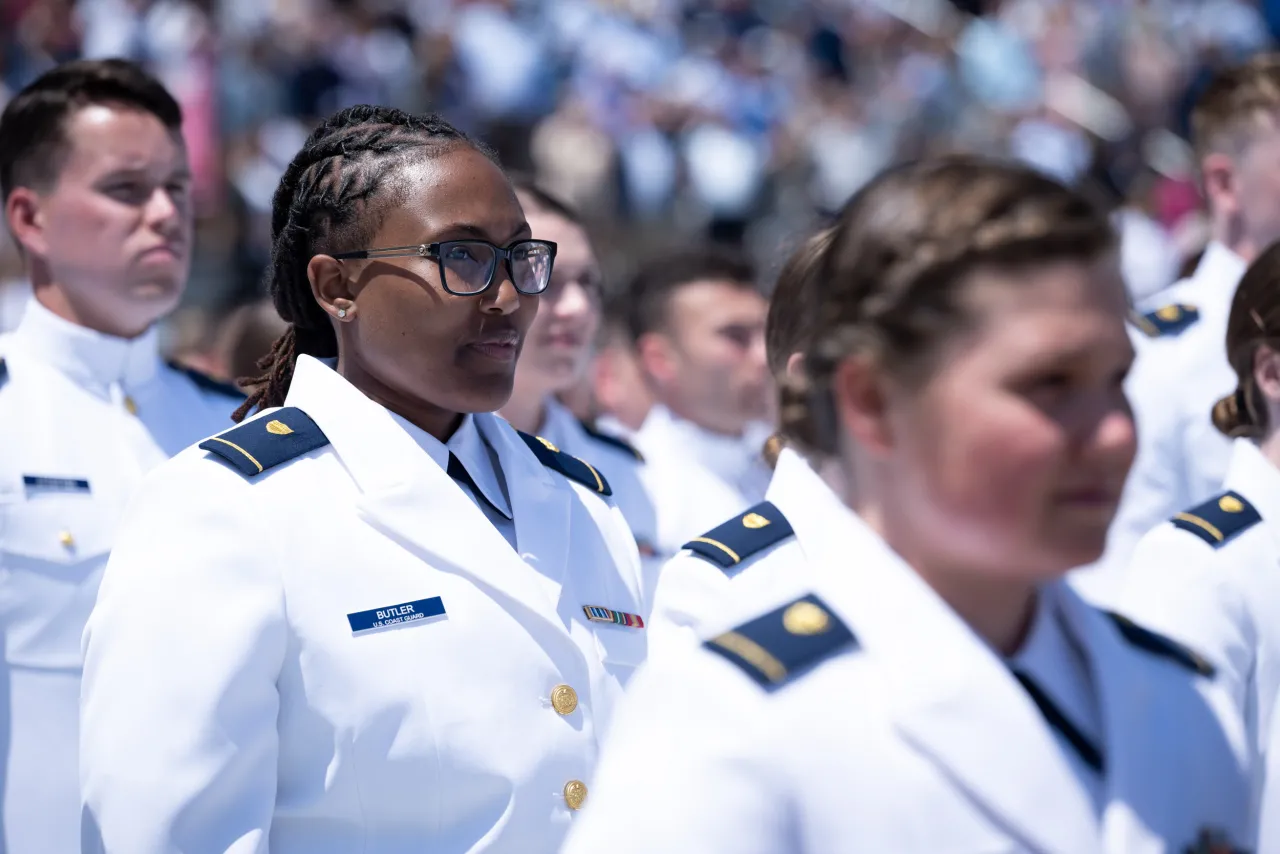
[1212,387,1256,438]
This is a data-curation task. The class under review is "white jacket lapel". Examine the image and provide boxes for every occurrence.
[284,358,570,636]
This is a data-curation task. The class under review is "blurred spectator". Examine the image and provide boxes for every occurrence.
[0,0,1270,361]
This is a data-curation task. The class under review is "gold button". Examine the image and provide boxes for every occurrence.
[124,396,138,415]
[58,530,74,548]
[550,684,578,716]
[563,779,587,810]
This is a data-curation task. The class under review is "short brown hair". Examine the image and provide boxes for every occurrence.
[1212,240,1280,438]
[784,156,1115,457]
[1190,52,1280,161]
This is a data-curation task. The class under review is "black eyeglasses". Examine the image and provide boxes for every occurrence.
[331,239,558,297]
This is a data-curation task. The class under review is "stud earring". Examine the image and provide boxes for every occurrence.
[337,308,348,318]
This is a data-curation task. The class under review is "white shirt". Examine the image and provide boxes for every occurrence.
[536,398,661,602]
[0,298,241,854]
[1121,438,1280,831]
[79,355,647,854]
[1078,242,1246,602]
[563,497,1252,854]
[632,404,772,558]
[648,447,834,661]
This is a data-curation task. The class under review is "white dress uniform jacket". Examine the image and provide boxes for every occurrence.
[632,404,772,558]
[0,299,240,854]
[1079,243,1246,601]
[1121,438,1280,828]
[535,398,661,600]
[79,355,646,854]
[647,447,835,660]
[563,499,1252,854]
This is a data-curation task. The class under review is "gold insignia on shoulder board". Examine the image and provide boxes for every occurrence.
[1156,304,1182,321]
[742,512,770,529]
[1219,495,1244,513]
[265,420,293,435]
[536,436,560,453]
[783,601,830,636]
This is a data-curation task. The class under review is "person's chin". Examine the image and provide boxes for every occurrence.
[453,373,517,413]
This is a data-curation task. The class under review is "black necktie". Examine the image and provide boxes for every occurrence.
[1012,669,1105,774]
[446,452,504,518]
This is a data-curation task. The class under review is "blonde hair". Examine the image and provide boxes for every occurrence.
[1190,53,1280,161]
[782,156,1115,457]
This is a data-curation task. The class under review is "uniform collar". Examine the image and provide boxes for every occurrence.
[1193,241,1247,290]
[535,397,578,451]
[10,295,159,392]
[387,408,513,520]
[636,404,769,483]
[1224,439,1280,537]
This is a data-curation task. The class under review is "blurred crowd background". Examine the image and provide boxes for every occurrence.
[2,0,1279,377]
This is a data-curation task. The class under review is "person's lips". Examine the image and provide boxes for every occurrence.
[466,328,520,362]
[139,242,184,262]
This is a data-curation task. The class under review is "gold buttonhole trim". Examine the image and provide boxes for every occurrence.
[782,601,830,636]
[742,512,770,529]
[265,420,293,435]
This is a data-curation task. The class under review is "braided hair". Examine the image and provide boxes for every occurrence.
[781,156,1116,458]
[233,105,497,421]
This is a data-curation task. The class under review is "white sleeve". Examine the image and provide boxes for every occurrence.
[80,459,287,854]
[647,553,733,661]
[1119,527,1254,718]
[561,657,792,854]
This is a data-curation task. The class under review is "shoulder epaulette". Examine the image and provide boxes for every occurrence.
[578,418,644,462]
[1105,611,1215,677]
[518,431,612,496]
[167,360,245,399]
[199,407,329,477]
[1171,490,1261,548]
[705,594,857,691]
[1131,303,1199,338]
[683,501,794,570]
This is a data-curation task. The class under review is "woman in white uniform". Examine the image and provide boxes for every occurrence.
[562,156,1252,854]
[78,106,645,854]
[498,182,660,584]
[1122,240,1280,833]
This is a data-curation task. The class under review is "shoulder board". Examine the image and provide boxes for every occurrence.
[1105,611,1215,678]
[518,431,612,496]
[683,501,794,570]
[167,360,244,399]
[704,594,857,691]
[199,407,329,477]
[1131,303,1199,338]
[1171,490,1261,548]
[578,418,644,462]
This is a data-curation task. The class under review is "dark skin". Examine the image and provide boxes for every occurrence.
[306,147,538,441]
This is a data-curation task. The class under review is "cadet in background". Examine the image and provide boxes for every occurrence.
[647,227,835,659]
[0,59,242,854]
[1122,241,1280,834]
[79,105,644,854]
[563,157,1251,854]
[1089,53,1280,597]
[623,249,773,556]
[500,181,660,584]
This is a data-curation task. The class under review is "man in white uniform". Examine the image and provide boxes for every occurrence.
[0,59,242,853]
[1083,53,1280,598]
[625,250,773,556]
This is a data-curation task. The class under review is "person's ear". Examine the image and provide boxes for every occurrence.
[5,187,50,257]
[784,351,806,381]
[1253,344,1280,408]
[636,332,677,387]
[830,356,894,456]
[308,255,357,322]
[1201,152,1239,222]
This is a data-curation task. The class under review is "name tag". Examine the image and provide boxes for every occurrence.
[347,597,445,636]
[22,475,91,494]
